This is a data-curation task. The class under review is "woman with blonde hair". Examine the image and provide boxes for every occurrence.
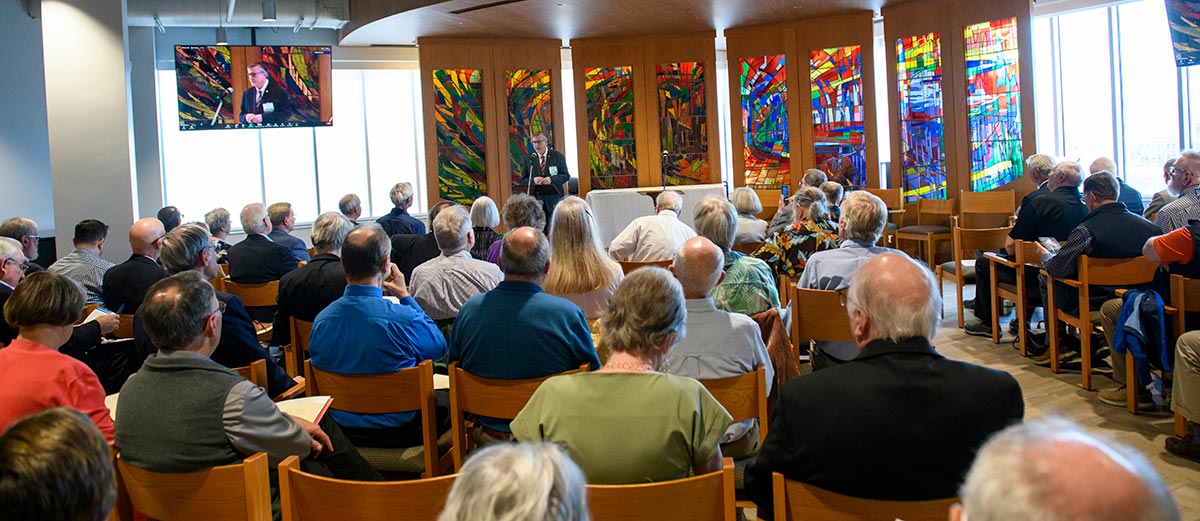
[544,196,624,320]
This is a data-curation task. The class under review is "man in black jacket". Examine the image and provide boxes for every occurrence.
[745,253,1023,518]
[391,200,454,281]
[271,212,351,347]
[101,217,168,314]
[238,62,292,125]
[517,132,570,224]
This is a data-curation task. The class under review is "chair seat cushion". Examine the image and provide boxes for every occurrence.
[938,260,976,282]
[897,225,951,235]
[885,222,898,231]
[357,430,453,473]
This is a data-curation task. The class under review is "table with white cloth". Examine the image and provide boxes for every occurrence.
[585,184,727,246]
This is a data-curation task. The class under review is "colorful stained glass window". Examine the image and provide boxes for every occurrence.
[966,17,1022,192]
[657,62,710,186]
[506,69,554,186]
[811,46,866,188]
[740,55,790,189]
[585,67,638,190]
[432,69,486,204]
[897,33,946,202]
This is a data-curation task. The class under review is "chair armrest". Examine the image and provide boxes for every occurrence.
[983,252,1018,269]
[275,377,306,402]
[1055,278,1083,289]
[1115,288,1127,297]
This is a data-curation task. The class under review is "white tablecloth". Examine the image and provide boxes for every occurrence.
[586,184,727,246]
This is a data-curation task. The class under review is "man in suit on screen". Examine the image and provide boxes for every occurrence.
[517,132,570,224]
[239,62,292,125]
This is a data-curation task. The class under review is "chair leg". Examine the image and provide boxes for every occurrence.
[1177,412,1190,438]
[1048,283,1061,374]
[1081,326,1093,390]
[955,277,965,330]
[1126,351,1138,414]
[1016,304,1027,357]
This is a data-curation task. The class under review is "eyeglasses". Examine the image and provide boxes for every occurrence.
[3,258,29,272]
[836,288,852,307]
[1170,166,1195,177]
[210,301,227,316]
[248,70,266,77]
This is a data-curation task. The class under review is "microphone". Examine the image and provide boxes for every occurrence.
[528,155,535,193]
[211,87,234,126]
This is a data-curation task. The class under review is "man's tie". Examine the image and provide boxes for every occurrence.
[255,88,263,108]
[539,154,546,170]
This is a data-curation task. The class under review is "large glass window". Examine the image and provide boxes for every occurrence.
[1057,8,1115,166]
[1116,0,1180,196]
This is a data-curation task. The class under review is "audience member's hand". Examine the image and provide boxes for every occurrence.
[291,416,332,456]
[383,264,410,299]
[93,313,119,335]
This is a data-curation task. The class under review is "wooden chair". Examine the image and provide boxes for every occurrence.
[79,303,99,324]
[788,286,855,356]
[698,367,769,447]
[958,189,1016,229]
[283,317,314,378]
[895,198,956,268]
[983,241,1042,354]
[114,451,272,521]
[732,241,764,255]
[304,359,449,478]
[448,362,588,471]
[771,474,956,521]
[618,259,673,274]
[1044,255,1159,390]
[935,218,1012,329]
[1118,274,1200,414]
[278,455,456,521]
[234,359,267,389]
[111,314,136,339]
[223,279,280,341]
[864,188,903,247]
[307,247,317,258]
[588,457,736,521]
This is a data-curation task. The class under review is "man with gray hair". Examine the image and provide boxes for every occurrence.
[952,417,1179,521]
[205,208,232,263]
[338,193,362,224]
[410,205,502,324]
[609,190,697,262]
[1090,157,1144,215]
[797,190,901,368]
[228,202,297,285]
[1155,150,1200,233]
[393,200,455,281]
[268,202,310,263]
[692,195,779,316]
[450,227,600,439]
[666,236,772,458]
[1019,153,1055,211]
[271,212,353,347]
[0,217,43,272]
[376,181,425,237]
[746,253,1023,518]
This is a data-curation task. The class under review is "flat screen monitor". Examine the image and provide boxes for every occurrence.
[175,45,333,130]
[1166,0,1200,67]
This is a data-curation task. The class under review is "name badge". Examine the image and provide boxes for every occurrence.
[263,102,275,113]
[549,166,558,175]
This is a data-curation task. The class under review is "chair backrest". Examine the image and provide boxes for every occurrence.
[589,458,736,521]
[732,241,764,255]
[916,198,956,226]
[699,367,768,444]
[222,279,280,308]
[278,455,455,521]
[304,359,439,476]
[790,287,855,343]
[1169,274,1200,339]
[618,259,673,274]
[79,303,99,324]
[234,359,267,389]
[114,452,272,521]
[284,317,314,378]
[1079,255,1158,287]
[111,314,136,339]
[959,190,1015,228]
[950,219,1011,264]
[772,474,956,521]
[864,188,901,210]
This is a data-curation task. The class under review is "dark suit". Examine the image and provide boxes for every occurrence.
[1117,180,1145,216]
[745,337,1023,518]
[101,254,168,314]
[375,208,425,238]
[228,234,297,284]
[268,228,310,263]
[133,290,294,398]
[270,253,347,346]
[238,82,292,125]
[391,233,441,282]
[518,149,570,223]
[1019,181,1049,212]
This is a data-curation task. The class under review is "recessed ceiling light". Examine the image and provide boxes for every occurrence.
[556,3,564,6]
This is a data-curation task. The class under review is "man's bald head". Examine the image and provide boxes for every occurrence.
[671,236,724,298]
[500,227,550,281]
[129,218,165,258]
[847,253,941,345]
[1090,156,1118,176]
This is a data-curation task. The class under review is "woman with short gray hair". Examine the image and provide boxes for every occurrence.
[470,196,503,260]
[512,268,732,484]
[438,443,590,521]
[732,187,768,244]
[753,186,839,279]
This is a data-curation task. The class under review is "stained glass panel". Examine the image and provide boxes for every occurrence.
[811,46,866,188]
[432,69,486,204]
[657,62,709,186]
[740,55,790,189]
[897,33,946,202]
[585,67,638,190]
[966,17,1023,192]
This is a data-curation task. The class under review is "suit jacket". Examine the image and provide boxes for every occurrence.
[271,253,347,346]
[517,149,570,197]
[745,337,1023,518]
[227,234,297,284]
[268,228,310,263]
[1118,181,1145,216]
[101,254,168,314]
[1145,189,1177,219]
[391,233,441,282]
[238,82,292,125]
[133,289,293,398]
[375,208,426,238]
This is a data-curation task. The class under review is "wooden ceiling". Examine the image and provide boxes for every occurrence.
[341,0,898,46]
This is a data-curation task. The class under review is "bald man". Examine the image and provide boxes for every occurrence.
[665,236,772,459]
[746,253,1023,518]
[954,417,1179,520]
[101,218,168,314]
[1089,156,1144,216]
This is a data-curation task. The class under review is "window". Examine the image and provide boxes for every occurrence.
[1057,8,1115,165]
[1115,0,1180,196]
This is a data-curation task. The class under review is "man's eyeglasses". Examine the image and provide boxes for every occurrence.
[210,301,227,316]
[1170,166,1195,177]
[3,258,29,272]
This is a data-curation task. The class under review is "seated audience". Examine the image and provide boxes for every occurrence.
[0,217,45,272]
[1145,158,1178,220]
[268,202,311,262]
[437,442,589,521]
[0,271,113,441]
[451,227,601,438]
[118,272,381,515]
[1156,150,1200,233]
[339,193,362,224]
[746,253,1023,518]
[410,205,502,324]
[156,205,182,233]
[953,417,1179,521]
[309,224,448,448]
[228,203,297,284]
[101,217,168,314]
[486,194,546,265]
[666,236,772,458]
[134,223,294,398]
[767,168,827,237]
[271,212,351,347]
[608,191,696,262]
[798,190,900,368]
[376,182,425,237]
[693,196,779,316]
[205,207,233,264]
[754,187,839,279]
[1090,156,1145,216]
[732,187,768,244]
[1019,153,1055,211]
[543,196,624,321]
[820,181,845,222]
[48,219,114,304]
[512,267,732,484]
[469,196,503,261]
[393,200,455,281]
[0,407,116,521]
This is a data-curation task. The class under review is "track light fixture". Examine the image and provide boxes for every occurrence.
[216,27,228,45]
[262,0,277,22]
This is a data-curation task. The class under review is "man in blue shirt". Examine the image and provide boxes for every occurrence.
[450,227,600,438]
[309,224,447,448]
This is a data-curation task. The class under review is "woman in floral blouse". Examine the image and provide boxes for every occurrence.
[753,186,839,279]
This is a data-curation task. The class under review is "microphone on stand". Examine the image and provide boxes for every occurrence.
[527,155,535,194]
[661,149,669,191]
[210,87,233,126]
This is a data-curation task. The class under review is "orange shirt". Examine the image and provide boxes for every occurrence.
[1153,227,1195,265]
[0,338,114,441]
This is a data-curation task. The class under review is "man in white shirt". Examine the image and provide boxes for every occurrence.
[608,191,696,261]
[410,205,503,323]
